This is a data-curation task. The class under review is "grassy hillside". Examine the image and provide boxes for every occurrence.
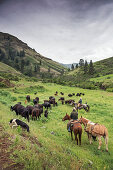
[0,79,113,169]
[54,57,113,90]
[0,32,66,78]
[0,62,21,75]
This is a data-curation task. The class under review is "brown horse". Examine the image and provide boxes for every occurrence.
[79,116,108,151]
[62,113,82,145]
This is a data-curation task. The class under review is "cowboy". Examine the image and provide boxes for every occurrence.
[67,108,78,132]
[78,97,82,108]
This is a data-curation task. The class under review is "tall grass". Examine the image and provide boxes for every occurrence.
[0,81,113,169]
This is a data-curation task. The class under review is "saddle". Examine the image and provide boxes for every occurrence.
[86,123,105,136]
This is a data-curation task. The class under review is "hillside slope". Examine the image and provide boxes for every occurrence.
[52,57,113,90]
[0,32,66,77]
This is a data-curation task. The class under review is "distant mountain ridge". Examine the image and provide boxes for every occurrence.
[0,32,66,78]
[61,63,78,69]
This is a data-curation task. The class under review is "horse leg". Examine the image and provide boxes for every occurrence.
[79,133,82,145]
[75,134,78,145]
[89,134,92,144]
[71,130,73,140]
[98,136,102,150]
[105,136,108,152]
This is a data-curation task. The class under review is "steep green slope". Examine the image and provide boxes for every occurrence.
[0,80,113,169]
[52,56,113,90]
[0,32,66,77]
[0,62,21,75]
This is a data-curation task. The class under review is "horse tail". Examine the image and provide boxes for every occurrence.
[78,128,82,145]
[87,105,90,112]
[104,128,108,151]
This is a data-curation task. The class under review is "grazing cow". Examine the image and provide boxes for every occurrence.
[65,99,75,104]
[32,108,41,120]
[60,92,64,95]
[54,91,58,96]
[11,104,29,122]
[42,102,51,109]
[72,93,75,96]
[76,93,80,96]
[11,103,21,115]
[9,119,29,132]
[49,98,57,107]
[33,97,39,105]
[44,100,49,103]
[44,110,48,118]
[35,97,39,103]
[33,99,38,105]
[59,97,65,101]
[49,96,55,100]
[58,97,65,104]
[26,95,30,102]
[26,105,34,116]
[68,94,73,97]
[34,104,43,109]
[34,104,43,115]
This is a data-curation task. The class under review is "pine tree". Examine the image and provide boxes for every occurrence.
[34,65,38,72]
[84,60,88,74]
[71,64,74,70]
[89,60,95,75]
[20,59,25,72]
[40,60,42,65]
[79,59,84,67]
[20,50,25,57]
[48,67,50,73]
[76,64,78,69]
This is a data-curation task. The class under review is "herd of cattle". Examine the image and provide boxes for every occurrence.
[10,92,85,122]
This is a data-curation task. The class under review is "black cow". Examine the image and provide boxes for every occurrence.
[68,94,73,97]
[26,105,34,116]
[32,108,41,120]
[76,93,80,96]
[26,95,30,102]
[44,110,48,118]
[42,102,51,109]
[49,96,55,100]
[58,97,65,105]
[33,97,39,105]
[60,92,64,95]
[11,104,29,122]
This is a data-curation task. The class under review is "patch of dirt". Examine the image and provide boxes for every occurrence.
[0,78,14,87]
[21,132,42,147]
[0,125,24,170]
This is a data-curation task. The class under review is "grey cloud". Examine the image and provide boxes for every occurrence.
[0,0,113,63]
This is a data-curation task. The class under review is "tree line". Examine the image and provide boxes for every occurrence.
[70,59,95,75]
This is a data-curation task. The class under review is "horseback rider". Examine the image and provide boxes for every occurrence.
[68,107,78,132]
[78,97,82,108]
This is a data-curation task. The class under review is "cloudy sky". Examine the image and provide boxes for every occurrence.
[0,0,113,64]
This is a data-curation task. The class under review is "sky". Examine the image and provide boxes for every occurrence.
[0,0,113,64]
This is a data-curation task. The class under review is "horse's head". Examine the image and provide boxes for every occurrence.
[79,116,83,124]
[10,106,13,111]
[62,113,70,121]
[79,116,88,126]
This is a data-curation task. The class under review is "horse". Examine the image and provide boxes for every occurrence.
[62,113,82,145]
[79,116,108,151]
[75,103,90,112]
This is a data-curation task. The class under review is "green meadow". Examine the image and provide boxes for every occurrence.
[0,79,113,169]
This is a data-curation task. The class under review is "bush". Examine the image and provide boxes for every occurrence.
[106,88,113,92]
[0,82,8,88]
